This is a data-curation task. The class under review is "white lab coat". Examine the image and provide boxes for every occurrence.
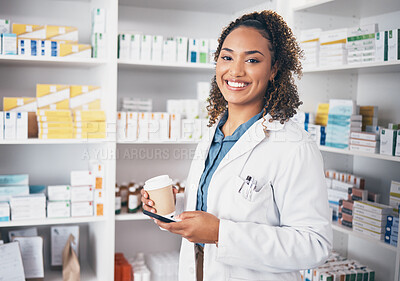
[178,114,332,281]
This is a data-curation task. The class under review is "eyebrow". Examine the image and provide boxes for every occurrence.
[222,47,265,57]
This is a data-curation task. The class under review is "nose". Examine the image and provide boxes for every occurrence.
[229,59,245,77]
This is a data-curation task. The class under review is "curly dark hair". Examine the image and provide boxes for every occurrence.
[207,10,303,127]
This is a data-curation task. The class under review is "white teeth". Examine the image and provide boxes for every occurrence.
[227,81,247,88]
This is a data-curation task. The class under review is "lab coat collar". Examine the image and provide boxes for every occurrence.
[214,113,286,174]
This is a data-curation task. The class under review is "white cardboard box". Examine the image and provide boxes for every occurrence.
[1,33,17,55]
[16,112,28,139]
[170,113,181,141]
[176,37,188,63]
[47,185,71,201]
[163,37,177,63]
[71,201,93,217]
[0,202,10,221]
[380,128,397,156]
[47,201,70,218]
[388,29,399,61]
[0,112,4,139]
[0,19,10,34]
[138,112,149,141]
[140,35,152,62]
[71,186,94,202]
[187,38,198,63]
[4,111,16,139]
[126,112,138,141]
[117,111,127,141]
[395,130,400,156]
[71,171,93,186]
[152,35,163,62]
[129,34,141,61]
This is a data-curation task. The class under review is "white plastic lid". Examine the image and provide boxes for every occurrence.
[129,186,136,192]
[144,175,173,191]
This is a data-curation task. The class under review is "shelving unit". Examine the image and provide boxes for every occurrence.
[290,1,400,280]
[1,0,399,280]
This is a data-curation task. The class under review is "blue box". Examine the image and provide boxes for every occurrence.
[0,174,29,186]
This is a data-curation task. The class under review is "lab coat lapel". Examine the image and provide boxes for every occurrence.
[215,114,285,173]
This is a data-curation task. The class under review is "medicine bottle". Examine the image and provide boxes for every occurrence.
[120,182,128,207]
[179,181,185,193]
[115,187,121,214]
[128,185,141,213]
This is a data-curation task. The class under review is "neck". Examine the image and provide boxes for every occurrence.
[222,102,263,136]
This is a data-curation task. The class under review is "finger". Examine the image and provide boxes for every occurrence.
[173,187,178,194]
[141,197,154,207]
[142,204,156,213]
[156,220,186,235]
[141,190,149,199]
[177,211,199,220]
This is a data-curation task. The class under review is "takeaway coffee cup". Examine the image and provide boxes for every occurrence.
[144,175,175,218]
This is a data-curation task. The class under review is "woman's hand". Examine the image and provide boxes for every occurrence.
[141,187,178,213]
[155,211,220,244]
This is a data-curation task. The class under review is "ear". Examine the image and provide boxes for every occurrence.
[269,61,279,81]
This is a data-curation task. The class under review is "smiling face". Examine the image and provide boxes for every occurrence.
[216,26,277,111]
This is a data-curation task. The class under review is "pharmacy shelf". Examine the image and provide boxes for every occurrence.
[118,0,267,14]
[0,139,112,145]
[118,60,215,71]
[0,216,105,228]
[0,55,107,68]
[318,145,400,163]
[292,0,400,18]
[303,60,400,74]
[117,140,199,145]
[44,263,96,281]
[115,212,150,221]
[331,222,396,252]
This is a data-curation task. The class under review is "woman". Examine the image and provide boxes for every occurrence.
[142,10,332,281]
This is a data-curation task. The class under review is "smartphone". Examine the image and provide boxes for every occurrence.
[143,210,176,223]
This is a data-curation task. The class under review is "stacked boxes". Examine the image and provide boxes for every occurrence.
[353,201,393,241]
[350,131,380,154]
[326,99,358,149]
[38,110,73,139]
[385,215,399,246]
[380,128,397,156]
[360,106,378,130]
[10,194,46,220]
[91,8,106,58]
[1,33,17,55]
[90,161,105,216]
[347,24,378,64]
[0,174,29,203]
[319,28,348,67]
[388,29,400,61]
[389,181,400,212]
[47,185,71,218]
[339,200,354,228]
[315,103,329,126]
[73,110,106,139]
[0,202,10,221]
[70,170,94,217]
[120,98,152,112]
[36,84,70,110]
[1,111,28,140]
[301,252,375,281]
[70,85,101,111]
[118,32,216,64]
[300,28,322,68]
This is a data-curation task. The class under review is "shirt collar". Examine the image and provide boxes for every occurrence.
[214,109,264,143]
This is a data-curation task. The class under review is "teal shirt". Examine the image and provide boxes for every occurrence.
[196,110,263,207]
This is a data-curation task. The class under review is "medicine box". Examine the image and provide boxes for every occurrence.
[353,213,387,227]
[92,8,106,33]
[94,189,104,216]
[380,128,397,156]
[388,29,399,61]
[152,35,163,62]
[71,201,93,217]
[71,170,93,186]
[71,186,94,202]
[0,19,10,33]
[176,37,188,63]
[353,207,388,221]
[47,201,70,218]
[140,35,152,61]
[188,38,198,63]
[3,97,37,112]
[89,161,105,189]
[0,185,29,202]
[36,84,70,109]
[10,194,46,220]
[353,225,385,240]
[70,85,101,110]
[0,174,29,186]
[91,32,106,58]
[4,111,16,139]
[354,201,393,215]
[16,112,28,139]
[129,34,141,61]
[170,113,181,141]
[74,110,106,122]
[198,39,209,63]
[353,219,384,233]
[117,112,127,140]
[0,112,3,139]
[396,131,400,156]
[163,37,177,63]
[0,202,9,221]
[137,112,149,141]
[47,185,71,201]
[1,33,17,55]
[126,112,138,141]
[59,43,91,58]
[118,33,130,59]
[18,38,31,56]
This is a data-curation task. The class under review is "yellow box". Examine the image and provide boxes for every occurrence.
[12,24,78,41]
[59,43,91,58]
[38,99,69,110]
[70,85,101,109]
[75,132,106,139]
[74,110,106,121]
[74,122,106,134]
[39,127,74,135]
[36,84,70,109]
[317,103,330,114]
[72,99,101,111]
[39,133,74,139]
[37,109,71,117]
[37,116,73,123]
[12,23,45,38]
[39,122,73,129]
[3,97,37,112]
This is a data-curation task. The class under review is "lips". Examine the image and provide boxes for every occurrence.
[225,79,250,91]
